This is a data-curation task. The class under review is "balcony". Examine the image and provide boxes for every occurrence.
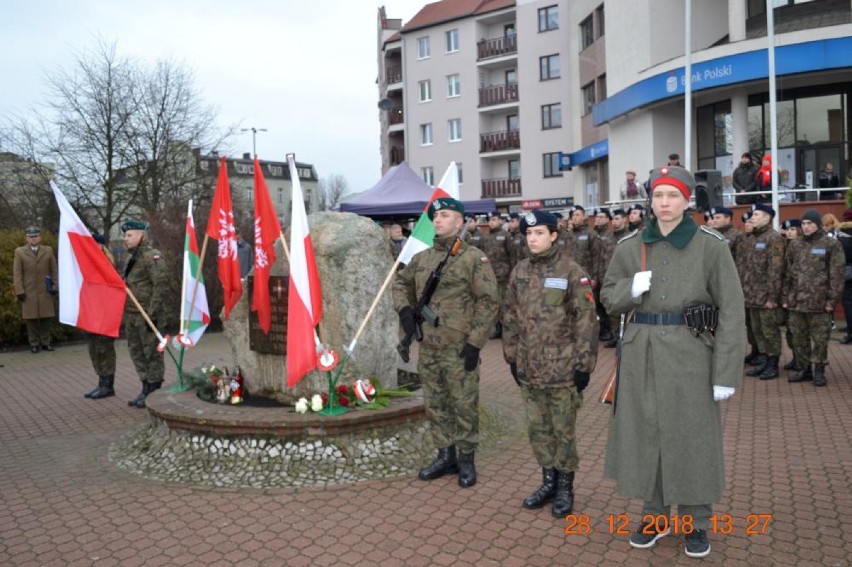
[478,83,519,108]
[480,129,520,153]
[477,34,517,61]
[386,64,402,85]
[481,177,522,199]
[388,108,404,125]
[390,146,405,166]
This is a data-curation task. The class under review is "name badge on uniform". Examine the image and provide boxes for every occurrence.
[496,235,505,241]
[578,235,589,241]
[472,235,480,242]
[544,277,568,290]
[755,242,767,250]
[811,248,827,256]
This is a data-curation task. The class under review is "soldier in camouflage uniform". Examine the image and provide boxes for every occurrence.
[464,216,485,249]
[506,212,529,269]
[394,198,499,487]
[122,220,170,408]
[780,219,804,371]
[783,210,845,386]
[592,208,616,342]
[627,203,646,232]
[741,203,786,380]
[709,207,741,257]
[481,211,512,339]
[565,206,601,278]
[503,209,598,517]
[84,234,118,400]
[554,212,571,249]
[735,211,760,363]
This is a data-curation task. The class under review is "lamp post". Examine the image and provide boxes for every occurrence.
[240,127,268,158]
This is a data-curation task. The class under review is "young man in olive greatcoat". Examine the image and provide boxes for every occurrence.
[121,220,170,409]
[13,226,58,353]
[502,209,598,518]
[393,198,499,488]
[783,210,845,386]
[601,166,745,558]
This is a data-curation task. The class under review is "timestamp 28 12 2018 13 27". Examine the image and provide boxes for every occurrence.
[564,513,773,536]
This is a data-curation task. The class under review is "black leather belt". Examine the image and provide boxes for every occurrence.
[632,312,686,325]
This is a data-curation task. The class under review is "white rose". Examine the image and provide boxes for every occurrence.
[311,394,323,412]
[295,398,309,414]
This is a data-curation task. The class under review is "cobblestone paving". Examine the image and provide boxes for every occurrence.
[0,332,850,566]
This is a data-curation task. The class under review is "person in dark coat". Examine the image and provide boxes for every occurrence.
[601,166,745,559]
[732,152,758,205]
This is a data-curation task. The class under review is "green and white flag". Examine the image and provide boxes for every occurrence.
[397,162,460,265]
[178,199,210,346]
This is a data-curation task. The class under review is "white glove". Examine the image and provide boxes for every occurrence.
[713,386,735,401]
[631,271,653,298]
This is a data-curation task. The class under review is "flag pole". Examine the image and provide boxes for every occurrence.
[345,258,402,355]
[179,200,193,337]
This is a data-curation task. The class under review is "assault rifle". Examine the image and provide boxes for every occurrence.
[397,224,470,363]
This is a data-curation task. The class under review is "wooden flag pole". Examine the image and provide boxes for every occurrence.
[126,287,164,341]
[345,257,402,355]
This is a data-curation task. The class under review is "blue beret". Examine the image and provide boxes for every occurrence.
[427,197,465,220]
[92,232,106,245]
[520,210,559,234]
[121,220,149,232]
[709,206,733,217]
[628,203,645,212]
[752,202,776,218]
[594,208,612,219]
[782,219,801,230]
[508,212,520,220]
[611,208,626,217]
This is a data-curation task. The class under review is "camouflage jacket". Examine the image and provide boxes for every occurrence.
[465,228,485,250]
[739,223,785,307]
[594,225,616,283]
[123,244,169,320]
[394,235,499,350]
[502,244,598,388]
[481,226,513,282]
[564,224,600,276]
[715,224,742,257]
[507,228,529,269]
[782,229,845,311]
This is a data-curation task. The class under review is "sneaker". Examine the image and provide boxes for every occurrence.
[629,521,670,549]
[684,529,710,558]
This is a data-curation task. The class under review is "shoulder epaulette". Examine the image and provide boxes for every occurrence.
[617,229,639,244]
[699,226,724,241]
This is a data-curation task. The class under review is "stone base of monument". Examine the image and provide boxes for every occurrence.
[109,388,432,488]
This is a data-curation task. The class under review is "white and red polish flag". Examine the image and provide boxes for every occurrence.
[205,156,242,319]
[286,153,323,387]
[251,157,282,334]
[50,181,126,337]
[397,161,460,265]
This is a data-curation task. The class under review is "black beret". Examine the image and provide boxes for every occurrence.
[752,202,776,218]
[427,197,465,220]
[709,206,733,217]
[92,232,106,245]
[121,219,149,232]
[552,211,563,219]
[594,208,612,219]
[572,205,585,213]
[611,208,626,217]
[520,210,559,234]
[508,212,520,220]
[628,203,645,212]
[782,219,801,230]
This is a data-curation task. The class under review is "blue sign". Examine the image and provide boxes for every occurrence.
[562,139,609,169]
[593,36,852,126]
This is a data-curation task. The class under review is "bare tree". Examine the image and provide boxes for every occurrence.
[319,174,349,210]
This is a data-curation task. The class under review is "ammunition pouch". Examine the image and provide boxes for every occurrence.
[683,304,719,336]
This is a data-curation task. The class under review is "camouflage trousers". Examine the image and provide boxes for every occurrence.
[749,307,782,356]
[124,313,164,384]
[88,333,116,376]
[781,310,802,364]
[521,385,582,472]
[419,346,480,454]
[788,311,832,365]
[24,317,53,348]
[745,307,755,347]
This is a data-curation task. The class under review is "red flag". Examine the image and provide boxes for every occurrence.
[286,154,323,387]
[251,158,282,334]
[205,157,242,319]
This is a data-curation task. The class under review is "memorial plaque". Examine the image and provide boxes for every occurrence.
[248,275,288,354]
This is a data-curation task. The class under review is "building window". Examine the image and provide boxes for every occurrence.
[417,36,430,59]
[581,82,596,116]
[507,114,519,132]
[580,15,594,50]
[597,74,607,100]
[509,159,520,179]
[506,69,517,84]
[422,166,434,186]
[539,54,560,80]
[448,118,462,142]
[418,79,431,102]
[543,152,562,178]
[446,74,460,97]
[541,103,562,129]
[596,4,605,38]
[445,29,459,53]
[420,123,433,146]
[538,5,559,32]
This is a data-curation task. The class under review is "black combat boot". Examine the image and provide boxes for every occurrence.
[788,365,813,383]
[813,364,827,387]
[522,468,557,509]
[90,375,115,399]
[745,355,768,377]
[458,452,477,488]
[551,471,575,518]
[744,345,760,364]
[418,446,459,480]
[758,356,780,380]
[128,381,162,409]
[84,377,105,398]
[782,358,800,371]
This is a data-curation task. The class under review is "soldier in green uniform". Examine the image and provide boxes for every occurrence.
[741,203,785,380]
[13,226,58,353]
[780,219,804,371]
[502,209,598,517]
[84,233,119,399]
[783,210,845,386]
[709,207,741,256]
[565,206,601,278]
[592,208,615,342]
[602,166,745,558]
[394,198,499,487]
[506,212,529,269]
[482,211,512,339]
[121,220,169,409]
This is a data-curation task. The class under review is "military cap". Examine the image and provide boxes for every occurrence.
[709,206,733,218]
[801,209,822,228]
[628,203,645,212]
[520,209,559,234]
[487,210,502,219]
[649,165,695,199]
[782,219,801,230]
[507,212,520,220]
[611,208,627,217]
[121,219,150,232]
[595,207,612,219]
[752,202,775,218]
[552,211,563,219]
[25,226,41,237]
[92,232,107,245]
[427,197,464,220]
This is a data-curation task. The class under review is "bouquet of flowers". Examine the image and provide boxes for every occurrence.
[293,377,413,414]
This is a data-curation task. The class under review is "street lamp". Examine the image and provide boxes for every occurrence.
[240,127,268,158]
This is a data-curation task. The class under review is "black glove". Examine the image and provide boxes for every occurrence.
[398,306,416,336]
[509,362,520,386]
[459,343,480,372]
[17,293,26,302]
[573,371,590,393]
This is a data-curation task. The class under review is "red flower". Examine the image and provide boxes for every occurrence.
[321,392,329,405]
[337,395,350,407]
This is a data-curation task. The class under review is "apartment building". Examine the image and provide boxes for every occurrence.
[379,0,852,209]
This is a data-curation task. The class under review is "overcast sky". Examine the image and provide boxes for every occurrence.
[0,0,424,194]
